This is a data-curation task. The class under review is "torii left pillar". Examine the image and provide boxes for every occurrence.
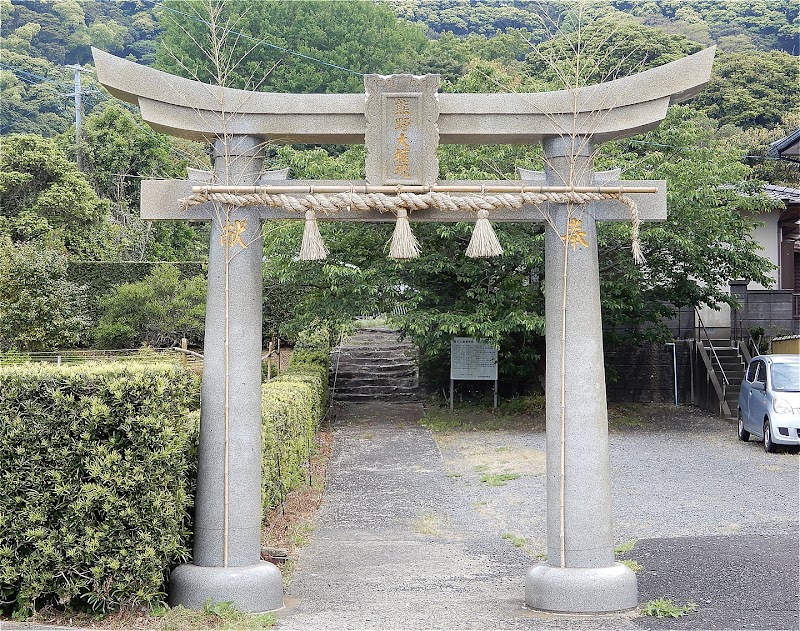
[169,136,283,612]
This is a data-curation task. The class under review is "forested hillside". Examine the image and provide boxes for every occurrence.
[0,0,797,370]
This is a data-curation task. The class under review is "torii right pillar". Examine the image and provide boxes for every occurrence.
[526,136,636,612]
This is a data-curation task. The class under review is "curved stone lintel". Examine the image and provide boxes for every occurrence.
[92,46,714,144]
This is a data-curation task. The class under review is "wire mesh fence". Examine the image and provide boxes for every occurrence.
[0,347,203,370]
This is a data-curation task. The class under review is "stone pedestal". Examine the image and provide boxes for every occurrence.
[525,136,637,613]
[169,135,282,613]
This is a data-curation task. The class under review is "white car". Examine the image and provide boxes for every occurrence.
[737,354,800,452]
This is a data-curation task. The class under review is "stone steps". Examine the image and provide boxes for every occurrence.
[331,328,419,402]
[703,342,746,417]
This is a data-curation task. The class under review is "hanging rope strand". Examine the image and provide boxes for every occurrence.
[183,188,646,263]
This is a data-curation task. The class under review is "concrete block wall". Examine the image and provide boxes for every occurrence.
[605,340,693,405]
[730,283,799,338]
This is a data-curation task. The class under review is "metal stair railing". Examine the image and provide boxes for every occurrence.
[695,308,731,417]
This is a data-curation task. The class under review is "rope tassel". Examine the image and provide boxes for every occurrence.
[299,209,328,261]
[389,208,420,259]
[466,209,503,258]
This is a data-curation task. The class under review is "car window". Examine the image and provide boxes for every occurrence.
[746,361,759,382]
[771,362,800,392]
[755,361,767,384]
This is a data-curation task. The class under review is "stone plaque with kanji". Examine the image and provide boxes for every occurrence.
[364,74,440,186]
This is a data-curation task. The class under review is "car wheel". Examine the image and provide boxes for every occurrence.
[763,419,776,453]
[737,410,750,442]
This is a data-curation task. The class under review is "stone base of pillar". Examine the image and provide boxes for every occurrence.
[525,562,637,613]
[169,562,283,613]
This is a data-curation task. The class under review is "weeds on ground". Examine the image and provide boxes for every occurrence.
[156,601,275,629]
[499,395,545,414]
[614,539,637,555]
[614,539,642,572]
[501,532,527,548]
[14,600,275,630]
[480,473,521,486]
[620,559,643,573]
[412,512,445,536]
[641,598,697,618]
[419,397,546,434]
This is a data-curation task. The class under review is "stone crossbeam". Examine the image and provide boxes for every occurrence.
[141,178,666,223]
[93,46,714,144]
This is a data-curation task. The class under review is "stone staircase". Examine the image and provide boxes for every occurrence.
[703,340,746,417]
[330,327,419,402]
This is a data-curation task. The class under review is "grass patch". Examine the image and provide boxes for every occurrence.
[480,473,521,486]
[641,598,697,618]
[285,520,315,548]
[419,412,465,432]
[614,539,637,555]
[607,403,654,430]
[499,395,545,414]
[419,400,546,434]
[157,601,275,629]
[501,532,527,548]
[412,512,445,536]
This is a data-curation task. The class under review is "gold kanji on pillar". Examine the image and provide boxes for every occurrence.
[561,217,589,251]
[220,219,248,249]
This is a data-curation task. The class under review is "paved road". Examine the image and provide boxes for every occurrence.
[277,402,798,630]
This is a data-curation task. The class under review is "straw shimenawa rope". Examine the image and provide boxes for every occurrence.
[182,189,644,263]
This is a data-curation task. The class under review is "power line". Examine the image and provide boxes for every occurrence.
[626,139,784,162]
[161,5,365,78]
[0,62,71,87]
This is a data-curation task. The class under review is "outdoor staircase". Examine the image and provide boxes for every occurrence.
[330,327,419,402]
[702,340,746,418]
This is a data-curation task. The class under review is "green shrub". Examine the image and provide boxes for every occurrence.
[260,329,330,513]
[68,261,205,323]
[0,241,90,351]
[289,326,331,371]
[0,362,201,617]
[93,264,206,349]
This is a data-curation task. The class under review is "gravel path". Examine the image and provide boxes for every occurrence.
[437,405,798,555]
[278,402,798,630]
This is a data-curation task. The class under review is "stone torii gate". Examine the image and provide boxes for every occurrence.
[93,46,714,614]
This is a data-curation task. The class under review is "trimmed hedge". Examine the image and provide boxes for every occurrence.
[1,327,330,617]
[261,329,330,512]
[0,363,201,616]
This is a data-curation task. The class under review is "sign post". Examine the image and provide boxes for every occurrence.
[450,337,499,410]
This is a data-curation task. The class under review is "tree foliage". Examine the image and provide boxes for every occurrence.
[80,102,209,262]
[692,51,800,129]
[0,133,116,258]
[155,0,428,93]
[526,17,703,88]
[610,0,799,53]
[0,239,89,351]
[0,0,161,65]
[596,106,775,341]
[93,264,206,349]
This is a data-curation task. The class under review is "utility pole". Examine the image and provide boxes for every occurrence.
[65,64,89,170]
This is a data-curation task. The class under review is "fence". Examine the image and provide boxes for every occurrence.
[0,347,203,371]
